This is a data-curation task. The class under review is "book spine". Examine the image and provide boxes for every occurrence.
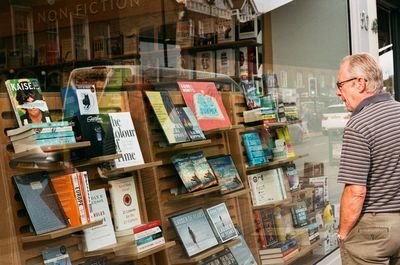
[36,136,76,146]
[71,173,88,225]
[133,220,161,234]
[135,227,162,241]
[78,171,92,223]
[33,131,74,140]
[136,236,165,252]
[30,121,69,128]
[254,209,267,249]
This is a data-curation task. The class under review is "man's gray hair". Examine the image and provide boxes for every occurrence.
[341,53,383,93]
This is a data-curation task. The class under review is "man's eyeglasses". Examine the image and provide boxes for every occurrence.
[336,78,357,89]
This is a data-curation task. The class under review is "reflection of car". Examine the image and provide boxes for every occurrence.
[288,123,303,144]
[321,104,350,134]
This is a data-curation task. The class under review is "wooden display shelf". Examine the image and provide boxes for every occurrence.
[111,241,176,262]
[154,139,212,154]
[74,153,123,168]
[99,160,163,177]
[167,186,221,202]
[84,241,134,258]
[11,141,91,162]
[285,238,324,265]
[204,125,244,135]
[246,154,309,173]
[173,239,240,264]
[21,220,102,243]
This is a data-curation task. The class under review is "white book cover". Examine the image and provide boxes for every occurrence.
[83,188,117,252]
[206,203,238,243]
[71,173,88,224]
[108,176,142,232]
[248,169,286,206]
[216,49,235,76]
[76,88,99,115]
[108,112,144,169]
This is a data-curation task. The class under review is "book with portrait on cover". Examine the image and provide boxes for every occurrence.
[178,81,231,131]
[170,208,219,257]
[5,78,51,127]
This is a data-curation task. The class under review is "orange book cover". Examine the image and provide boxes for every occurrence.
[77,171,92,223]
[50,174,82,226]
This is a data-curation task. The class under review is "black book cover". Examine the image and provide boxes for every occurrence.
[13,172,68,235]
[260,208,279,247]
[68,114,116,160]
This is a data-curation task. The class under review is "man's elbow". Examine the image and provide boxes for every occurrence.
[346,184,367,198]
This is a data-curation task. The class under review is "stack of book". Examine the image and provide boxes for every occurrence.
[259,239,299,265]
[115,220,165,256]
[7,121,75,154]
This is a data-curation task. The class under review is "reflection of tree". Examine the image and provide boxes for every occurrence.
[383,76,394,95]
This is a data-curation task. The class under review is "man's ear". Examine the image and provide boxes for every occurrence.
[357,78,368,93]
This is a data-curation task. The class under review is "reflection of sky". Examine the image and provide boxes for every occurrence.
[379,50,393,80]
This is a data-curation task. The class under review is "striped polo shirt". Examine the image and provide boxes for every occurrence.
[338,92,400,213]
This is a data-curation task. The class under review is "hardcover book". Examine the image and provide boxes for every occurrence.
[241,132,267,166]
[206,203,238,243]
[42,246,72,265]
[175,107,206,141]
[69,114,116,160]
[108,112,144,168]
[207,155,244,194]
[171,154,203,192]
[259,208,279,247]
[83,188,117,252]
[178,81,231,131]
[61,87,99,118]
[5,78,51,127]
[145,91,190,144]
[229,233,257,265]
[216,49,235,77]
[291,202,309,227]
[248,169,287,206]
[189,151,218,188]
[241,80,261,109]
[283,164,299,191]
[170,208,219,257]
[13,172,68,235]
[108,176,142,232]
[196,51,215,73]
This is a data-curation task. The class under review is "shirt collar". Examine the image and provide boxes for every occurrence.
[352,92,393,117]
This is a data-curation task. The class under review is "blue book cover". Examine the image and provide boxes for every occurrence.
[42,246,72,265]
[171,154,203,192]
[61,87,80,119]
[241,132,267,166]
[229,232,257,265]
[189,151,217,188]
[175,107,206,141]
[13,172,68,235]
[207,155,244,194]
[170,208,219,257]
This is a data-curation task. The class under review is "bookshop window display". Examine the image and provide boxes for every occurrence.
[0,0,351,265]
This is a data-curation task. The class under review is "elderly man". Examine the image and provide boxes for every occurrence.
[336,53,400,264]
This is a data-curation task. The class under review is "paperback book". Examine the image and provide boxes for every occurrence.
[229,232,257,265]
[175,107,206,141]
[241,132,267,166]
[13,172,68,235]
[171,154,203,192]
[283,164,299,191]
[291,202,309,228]
[207,155,244,194]
[42,246,72,265]
[206,203,238,243]
[170,208,219,257]
[5,78,51,127]
[178,81,231,131]
[189,151,218,188]
[145,91,190,144]
[108,176,142,232]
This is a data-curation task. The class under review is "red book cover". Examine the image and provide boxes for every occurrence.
[178,81,231,131]
[254,209,267,249]
[133,220,161,234]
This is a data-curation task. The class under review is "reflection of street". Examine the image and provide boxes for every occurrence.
[292,132,344,205]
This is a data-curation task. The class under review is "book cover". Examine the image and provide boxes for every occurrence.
[217,248,239,265]
[206,203,237,243]
[240,80,261,109]
[13,172,68,235]
[189,151,217,188]
[306,176,328,210]
[254,209,267,249]
[259,208,279,247]
[291,202,309,228]
[217,19,235,43]
[11,130,74,142]
[82,256,107,265]
[108,176,142,232]
[70,173,88,225]
[78,171,93,223]
[76,87,100,115]
[5,78,51,127]
[108,112,144,168]
[207,155,244,194]
[238,47,248,77]
[247,169,286,206]
[6,121,69,136]
[145,91,190,144]
[196,51,215,73]
[176,19,194,48]
[259,239,298,255]
[175,107,206,141]
[169,208,219,257]
[83,188,117,252]
[171,154,203,192]
[229,233,257,265]
[178,81,231,131]
[283,164,299,191]
[61,87,80,119]
[241,132,267,166]
[216,49,235,77]
[69,114,116,160]
[50,173,83,226]
[42,246,72,265]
